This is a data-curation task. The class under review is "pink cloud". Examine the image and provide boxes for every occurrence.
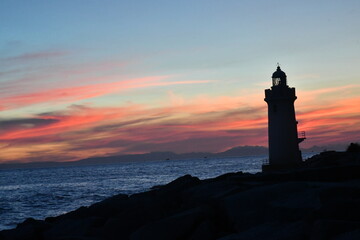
[0,86,359,163]
[0,76,211,110]
[0,100,267,162]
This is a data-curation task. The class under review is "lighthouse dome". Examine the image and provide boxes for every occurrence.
[272,66,287,79]
[271,66,287,86]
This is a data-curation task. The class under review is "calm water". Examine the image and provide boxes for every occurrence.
[0,156,266,230]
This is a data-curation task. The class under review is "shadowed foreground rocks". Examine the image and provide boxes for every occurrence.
[1,151,360,240]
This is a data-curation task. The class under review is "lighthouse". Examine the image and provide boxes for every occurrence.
[263,65,305,171]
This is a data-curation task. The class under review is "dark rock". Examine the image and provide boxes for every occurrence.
[156,174,201,195]
[90,217,134,240]
[317,186,360,221]
[221,182,319,232]
[211,171,243,181]
[130,207,207,240]
[0,218,51,240]
[86,193,129,218]
[181,180,242,207]
[188,220,216,240]
[43,217,101,240]
[346,142,360,153]
[310,219,360,240]
[218,221,305,240]
[305,151,360,168]
[335,229,360,240]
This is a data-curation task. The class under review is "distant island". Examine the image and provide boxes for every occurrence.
[0,144,347,170]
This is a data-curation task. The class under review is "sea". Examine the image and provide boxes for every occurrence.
[0,154,314,231]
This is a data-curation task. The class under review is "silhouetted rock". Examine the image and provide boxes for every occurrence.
[346,142,360,153]
[0,218,51,240]
[130,207,207,240]
[305,150,360,168]
[218,221,305,240]
[1,151,360,240]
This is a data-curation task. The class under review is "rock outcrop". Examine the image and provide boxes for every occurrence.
[1,151,360,240]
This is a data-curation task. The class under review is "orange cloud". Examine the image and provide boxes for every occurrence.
[0,97,267,162]
[296,94,360,147]
[0,86,359,163]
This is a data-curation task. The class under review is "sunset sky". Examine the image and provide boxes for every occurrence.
[1,0,359,163]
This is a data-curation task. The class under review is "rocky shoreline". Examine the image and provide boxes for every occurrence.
[1,151,360,240]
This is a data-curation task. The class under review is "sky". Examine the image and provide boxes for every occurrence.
[0,0,359,163]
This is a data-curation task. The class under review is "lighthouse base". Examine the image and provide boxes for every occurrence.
[262,163,304,173]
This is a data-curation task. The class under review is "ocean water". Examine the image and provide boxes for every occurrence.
[0,156,266,230]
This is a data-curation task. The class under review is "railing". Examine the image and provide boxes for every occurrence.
[298,131,306,143]
[300,131,306,138]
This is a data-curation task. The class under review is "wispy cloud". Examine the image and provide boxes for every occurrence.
[0,118,59,132]
[0,76,212,110]
[298,84,360,104]
[1,50,69,63]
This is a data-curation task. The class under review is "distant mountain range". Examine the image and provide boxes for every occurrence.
[0,146,268,169]
[301,144,348,153]
[0,144,348,169]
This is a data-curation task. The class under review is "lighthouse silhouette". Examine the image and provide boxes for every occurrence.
[263,65,305,171]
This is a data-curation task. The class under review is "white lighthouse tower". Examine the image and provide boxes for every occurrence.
[263,65,305,171]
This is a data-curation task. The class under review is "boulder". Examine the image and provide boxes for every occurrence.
[130,207,207,240]
[43,217,101,240]
[221,182,314,232]
[335,229,360,240]
[0,218,51,240]
[310,219,360,240]
[218,221,305,240]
